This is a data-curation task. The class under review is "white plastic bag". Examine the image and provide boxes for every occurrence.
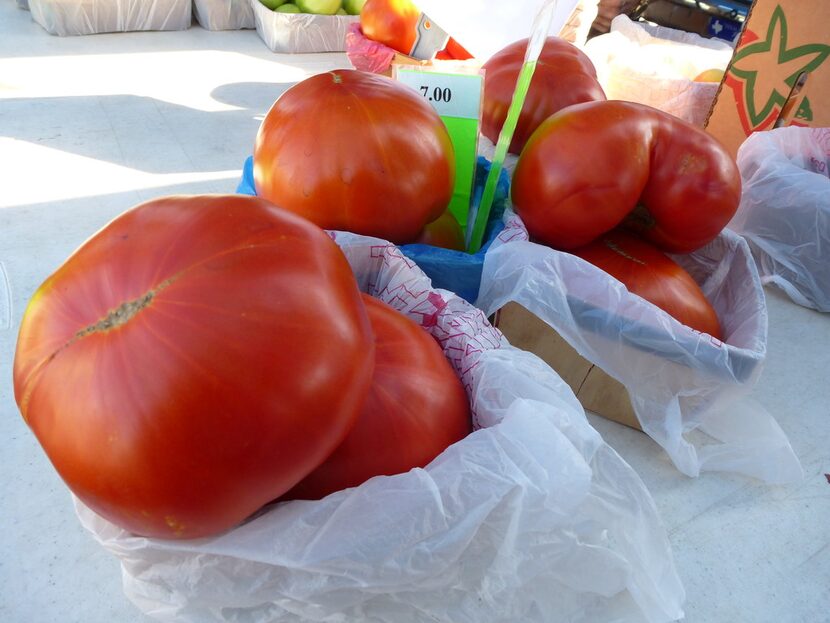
[583,15,734,126]
[411,0,581,61]
[194,0,254,31]
[77,233,684,623]
[28,0,191,36]
[729,126,830,312]
[251,0,358,53]
[478,210,803,483]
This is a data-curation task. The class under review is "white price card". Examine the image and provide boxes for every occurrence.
[394,65,484,120]
[394,64,485,229]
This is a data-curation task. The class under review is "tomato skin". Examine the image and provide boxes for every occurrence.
[511,100,741,254]
[360,0,420,55]
[254,69,455,245]
[13,195,375,539]
[482,37,606,155]
[360,0,472,59]
[571,230,722,339]
[411,210,466,250]
[284,294,471,501]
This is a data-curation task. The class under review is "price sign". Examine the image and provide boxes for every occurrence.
[395,64,484,230]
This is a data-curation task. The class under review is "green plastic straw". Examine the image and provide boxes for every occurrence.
[466,0,560,254]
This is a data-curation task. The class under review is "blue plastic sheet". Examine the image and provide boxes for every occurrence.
[236,156,509,303]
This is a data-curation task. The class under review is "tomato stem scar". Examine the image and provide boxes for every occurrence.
[76,277,175,338]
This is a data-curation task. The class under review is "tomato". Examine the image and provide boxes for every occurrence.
[481,37,606,155]
[571,230,722,339]
[511,100,741,254]
[360,0,420,54]
[284,294,471,501]
[254,69,455,245]
[411,210,466,250]
[13,195,375,539]
[360,0,472,59]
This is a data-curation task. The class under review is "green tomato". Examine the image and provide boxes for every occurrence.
[276,3,301,12]
[259,0,287,9]
[295,0,341,14]
[342,0,366,14]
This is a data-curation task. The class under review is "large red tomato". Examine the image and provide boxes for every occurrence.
[511,100,741,254]
[284,294,471,501]
[482,37,606,155]
[571,230,722,339]
[13,195,375,539]
[254,69,455,244]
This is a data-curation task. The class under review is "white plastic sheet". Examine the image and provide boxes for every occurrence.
[28,0,191,36]
[411,0,581,62]
[77,233,684,623]
[194,0,254,31]
[583,16,734,126]
[251,0,358,53]
[729,126,830,312]
[478,210,803,483]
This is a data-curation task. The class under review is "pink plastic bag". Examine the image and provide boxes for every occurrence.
[345,23,397,74]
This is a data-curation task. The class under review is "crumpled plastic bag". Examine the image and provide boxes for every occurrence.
[412,0,581,62]
[583,15,734,126]
[729,126,830,312]
[28,0,191,36]
[251,0,358,53]
[477,209,803,483]
[76,233,685,623]
[194,0,254,31]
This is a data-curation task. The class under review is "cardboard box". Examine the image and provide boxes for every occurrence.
[28,0,191,36]
[251,0,358,54]
[493,302,642,430]
[194,0,254,31]
[705,0,830,158]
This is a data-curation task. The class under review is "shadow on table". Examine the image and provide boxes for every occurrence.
[3,82,291,174]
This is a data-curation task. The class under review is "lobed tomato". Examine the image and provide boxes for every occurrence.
[511,100,741,254]
[14,195,375,539]
[284,294,471,501]
[254,69,455,244]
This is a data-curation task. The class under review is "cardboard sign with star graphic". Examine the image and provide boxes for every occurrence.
[705,0,830,158]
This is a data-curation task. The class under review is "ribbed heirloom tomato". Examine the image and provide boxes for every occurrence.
[482,37,606,155]
[13,195,375,539]
[512,100,741,253]
[571,230,722,339]
[284,294,471,501]
[254,69,455,244]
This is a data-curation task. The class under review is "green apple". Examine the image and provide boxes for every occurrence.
[342,0,366,14]
[276,3,301,12]
[295,0,342,14]
[259,0,287,9]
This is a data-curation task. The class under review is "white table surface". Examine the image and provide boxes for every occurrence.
[1,3,828,622]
